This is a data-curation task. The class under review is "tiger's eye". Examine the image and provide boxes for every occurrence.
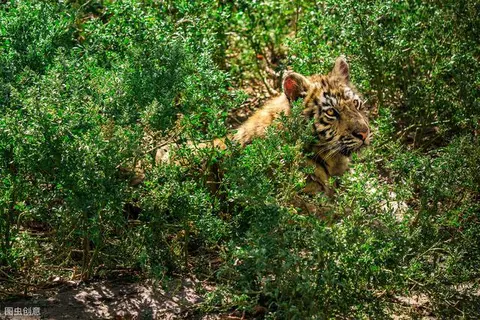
[326,109,335,116]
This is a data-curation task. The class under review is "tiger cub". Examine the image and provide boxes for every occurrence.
[233,56,371,195]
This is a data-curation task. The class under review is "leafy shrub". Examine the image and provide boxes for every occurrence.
[0,0,236,275]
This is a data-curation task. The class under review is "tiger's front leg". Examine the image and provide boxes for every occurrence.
[303,158,334,197]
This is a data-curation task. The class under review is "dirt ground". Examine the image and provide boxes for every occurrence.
[0,277,223,320]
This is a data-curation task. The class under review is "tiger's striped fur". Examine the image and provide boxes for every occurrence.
[234,56,370,195]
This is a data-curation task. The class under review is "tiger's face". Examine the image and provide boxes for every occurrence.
[303,77,370,157]
[283,57,370,158]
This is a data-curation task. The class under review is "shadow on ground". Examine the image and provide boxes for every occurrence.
[0,277,219,320]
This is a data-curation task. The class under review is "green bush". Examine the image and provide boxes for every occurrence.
[0,0,236,275]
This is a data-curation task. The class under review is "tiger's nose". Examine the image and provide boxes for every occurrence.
[353,128,369,141]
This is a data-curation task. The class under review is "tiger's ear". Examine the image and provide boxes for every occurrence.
[283,72,311,101]
[331,56,350,82]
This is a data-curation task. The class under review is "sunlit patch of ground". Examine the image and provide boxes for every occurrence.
[0,278,215,320]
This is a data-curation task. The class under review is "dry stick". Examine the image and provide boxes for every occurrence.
[145,139,176,155]
[257,69,278,96]
[81,218,90,280]
[86,242,101,279]
[229,114,243,125]
[0,269,33,287]
[294,5,300,37]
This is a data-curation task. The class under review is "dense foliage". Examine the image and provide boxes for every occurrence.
[1,0,479,318]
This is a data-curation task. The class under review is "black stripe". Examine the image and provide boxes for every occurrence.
[303,108,314,118]
[318,129,328,136]
[319,118,329,126]
[326,96,333,105]
[310,155,330,176]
